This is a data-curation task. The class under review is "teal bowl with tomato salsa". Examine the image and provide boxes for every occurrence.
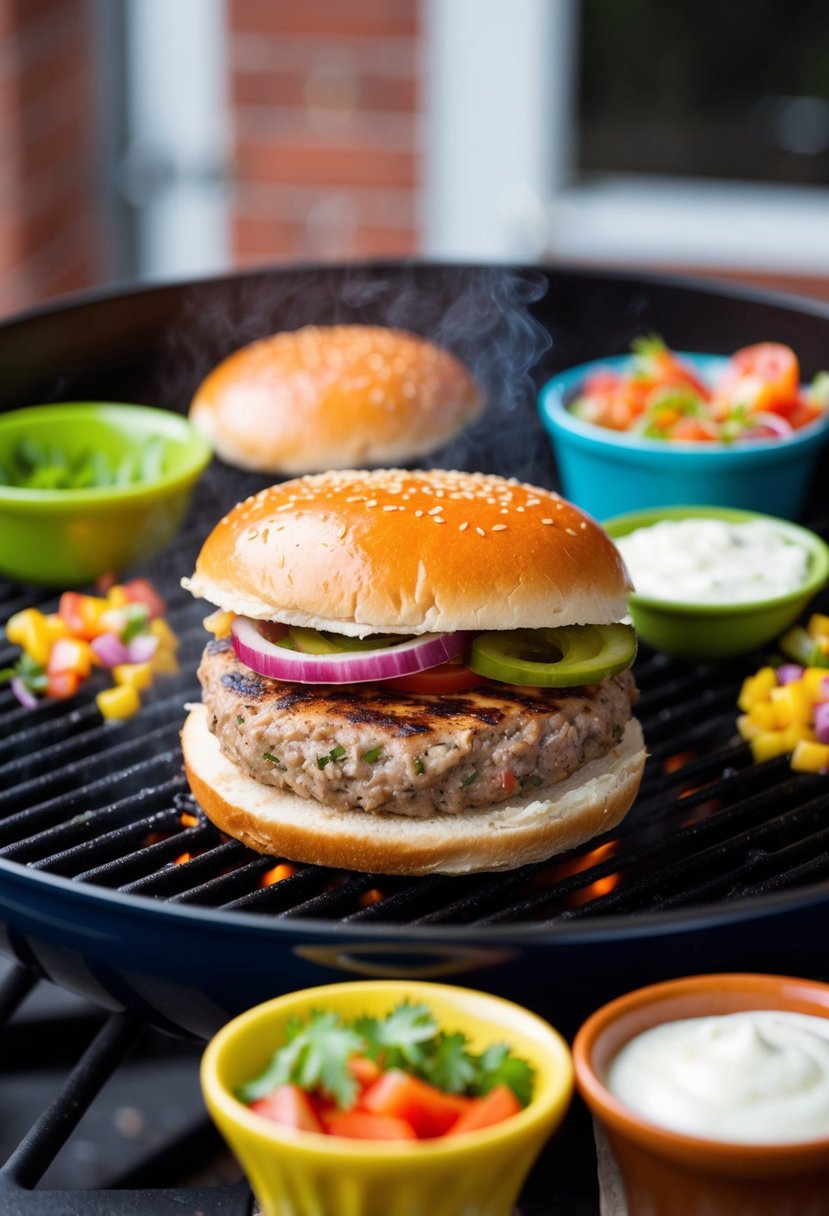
[538,352,829,522]
[0,402,212,585]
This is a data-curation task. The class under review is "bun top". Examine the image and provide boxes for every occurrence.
[184,469,633,636]
[189,325,483,474]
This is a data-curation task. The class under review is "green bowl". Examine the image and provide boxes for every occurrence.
[602,506,829,660]
[0,402,212,586]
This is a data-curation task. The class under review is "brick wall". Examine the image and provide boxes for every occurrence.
[227,0,421,266]
[0,0,103,317]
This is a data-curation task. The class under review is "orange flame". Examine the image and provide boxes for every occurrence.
[180,812,199,828]
[260,863,297,888]
[174,852,192,865]
[358,888,384,908]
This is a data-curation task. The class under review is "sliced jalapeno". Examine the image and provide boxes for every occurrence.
[287,626,407,654]
[468,624,637,687]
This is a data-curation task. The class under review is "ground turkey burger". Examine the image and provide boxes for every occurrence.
[180,469,646,876]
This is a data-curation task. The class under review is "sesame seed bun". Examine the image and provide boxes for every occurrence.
[182,469,633,636]
[181,706,645,876]
[188,325,484,474]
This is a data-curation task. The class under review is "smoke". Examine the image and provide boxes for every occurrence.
[158,261,555,485]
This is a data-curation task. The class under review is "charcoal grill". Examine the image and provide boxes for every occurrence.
[1,261,829,1042]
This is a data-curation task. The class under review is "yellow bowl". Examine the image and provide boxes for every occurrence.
[200,980,574,1216]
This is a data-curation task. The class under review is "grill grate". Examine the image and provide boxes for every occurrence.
[3,487,829,932]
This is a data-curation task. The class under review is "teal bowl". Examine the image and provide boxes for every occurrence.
[0,403,212,585]
[603,506,829,659]
[538,354,829,522]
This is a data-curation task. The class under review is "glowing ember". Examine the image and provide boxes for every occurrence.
[180,812,199,828]
[173,852,192,865]
[358,888,384,907]
[260,863,297,887]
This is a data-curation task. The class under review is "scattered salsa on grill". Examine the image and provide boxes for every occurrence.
[237,1001,535,1141]
[569,337,829,442]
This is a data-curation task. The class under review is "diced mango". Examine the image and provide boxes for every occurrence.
[737,714,763,740]
[791,739,829,774]
[770,682,814,728]
[202,609,234,639]
[150,647,180,675]
[96,684,141,720]
[106,585,129,608]
[801,667,829,700]
[113,661,154,692]
[750,731,795,764]
[807,613,829,641]
[737,667,778,712]
[5,608,51,665]
[150,617,180,651]
[746,700,778,731]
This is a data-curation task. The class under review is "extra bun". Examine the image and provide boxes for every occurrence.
[189,325,483,474]
[182,707,645,876]
[183,469,633,636]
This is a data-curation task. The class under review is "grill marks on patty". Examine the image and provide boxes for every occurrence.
[198,639,638,818]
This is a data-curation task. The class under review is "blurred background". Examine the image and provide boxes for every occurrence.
[2,0,829,318]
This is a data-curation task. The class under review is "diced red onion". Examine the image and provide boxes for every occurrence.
[777,664,804,686]
[91,632,130,669]
[737,412,794,441]
[814,701,829,744]
[127,633,159,664]
[231,617,470,684]
[11,676,39,710]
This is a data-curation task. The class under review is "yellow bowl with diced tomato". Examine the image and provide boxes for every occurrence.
[538,340,829,522]
[200,980,573,1216]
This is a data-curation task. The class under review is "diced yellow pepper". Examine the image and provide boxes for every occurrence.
[747,701,778,732]
[750,731,795,764]
[801,667,829,701]
[791,739,829,774]
[737,714,763,740]
[113,662,154,692]
[770,681,814,728]
[43,613,70,646]
[737,667,777,712]
[4,608,51,665]
[151,647,180,675]
[807,613,829,641]
[96,684,141,720]
[202,609,234,639]
[106,585,129,608]
[150,617,180,651]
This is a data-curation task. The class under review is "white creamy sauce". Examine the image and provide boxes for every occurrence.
[615,519,809,604]
[605,1011,829,1143]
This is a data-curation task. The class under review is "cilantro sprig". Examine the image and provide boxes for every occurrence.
[237,1001,535,1110]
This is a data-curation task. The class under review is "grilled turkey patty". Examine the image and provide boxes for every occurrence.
[197,638,638,818]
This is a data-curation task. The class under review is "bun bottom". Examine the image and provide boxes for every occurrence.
[181,706,646,877]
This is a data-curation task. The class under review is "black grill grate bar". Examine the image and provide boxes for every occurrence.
[168,848,283,905]
[474,768,825,926]
[342,873,494,923]
[105,830,227,896]
[556,789,829,922]
[30,798,186,877]
[0,749,184,855]
[74,820,217,888]
[0,694,192,794]
[221,864,337,912]
[276,872,396,919]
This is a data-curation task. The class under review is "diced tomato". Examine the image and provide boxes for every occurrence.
[730,342,799,403]
[324,1110,418,1141]
[122,579,166,620]
[446,1084,522,1136]
[359,1069,470,1138]
[248,1085,324,1134]
[671,418,718,442]
[46,669,80,700]
[47,636,93,701]
[379,663,484,694]
[57,591,105,640]
[349,1055,382,1088]
[497,768,518,796]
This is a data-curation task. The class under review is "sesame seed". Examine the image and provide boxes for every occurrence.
[427,506,442,516]
[566,527,578,536]
[415,509,424,517]
[516,506,525,512]
[459,521,469,531]
[541,518,554,525]
[526,497,541,506]
[433,516,445,524]
[382,504,397,512]
[580,521,587,529]
[366,500,378,508]
[276,504,292,512]
[346,496,365,503]
[492,524,507,532]
[476,527,486,536]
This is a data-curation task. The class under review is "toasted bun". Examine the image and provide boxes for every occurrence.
[182,706,645,876]
[182,469,632,635]
[188,325,483,474]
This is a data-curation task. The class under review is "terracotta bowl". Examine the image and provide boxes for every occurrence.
[573,973,829,1216]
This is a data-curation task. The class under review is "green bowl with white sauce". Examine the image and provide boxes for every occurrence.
[0,402,212,585]
[603,506,829,660]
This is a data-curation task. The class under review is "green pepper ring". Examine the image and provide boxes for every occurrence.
[468,624,637,687]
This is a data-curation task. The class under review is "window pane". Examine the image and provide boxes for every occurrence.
[578,0,829,186]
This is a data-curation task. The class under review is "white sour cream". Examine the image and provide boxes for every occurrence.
[614,519,809,604]
[605,1011,829,1143]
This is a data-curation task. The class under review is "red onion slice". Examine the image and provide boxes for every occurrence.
[231,617,470,684]
[127,633,159,664]
[737,412,794,441]
[91,632,131,669]
[11,676,39,709]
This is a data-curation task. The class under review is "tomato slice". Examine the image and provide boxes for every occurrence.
[378,662,484,694]
[324,1110,418,1140]
[446,1084,522,1136]
[248,1084,324,1133]
[720,342,800,414]
[359,1069,470,1138]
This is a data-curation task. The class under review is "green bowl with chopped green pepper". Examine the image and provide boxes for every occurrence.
[0,402,212,585]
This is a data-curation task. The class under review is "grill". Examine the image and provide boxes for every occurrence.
[2,261,829,1046]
